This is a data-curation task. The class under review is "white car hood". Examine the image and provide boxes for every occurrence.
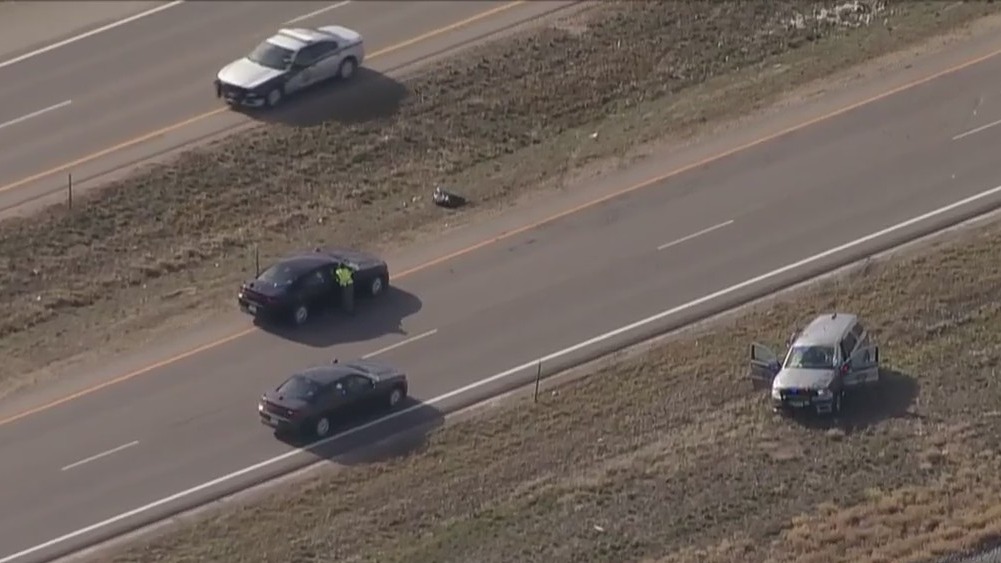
[773,368,835,390]
[217,58,284,90]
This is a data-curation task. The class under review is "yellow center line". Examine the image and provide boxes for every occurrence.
[0,1,527,196]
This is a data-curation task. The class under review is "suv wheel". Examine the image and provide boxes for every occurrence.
[266,87,283,108]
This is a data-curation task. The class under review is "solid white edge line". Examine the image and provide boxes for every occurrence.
[952,116,1001,141]
[284,0,352,25]
[0,1,186,72]
[60,441,140,472]
[5,183,1001,563]
[0,100,72,131]
[361,329,438,359]
[657,219,734,251]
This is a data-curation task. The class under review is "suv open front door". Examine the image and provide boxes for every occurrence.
[748,343,781,389]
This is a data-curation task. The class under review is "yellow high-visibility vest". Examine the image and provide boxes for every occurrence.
[335,267,353,287]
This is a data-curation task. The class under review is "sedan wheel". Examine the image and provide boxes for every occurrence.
[314,417,331,438]
[293,304,309,326]
[370,276,384,297]
[388,387,405,409]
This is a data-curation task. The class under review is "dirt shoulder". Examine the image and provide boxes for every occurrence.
[101,113,1001,563]
[2,1,997,401]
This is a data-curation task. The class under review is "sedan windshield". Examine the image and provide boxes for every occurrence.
[247,40,294,70]
[277,375,319,400]
[784,345,836,369]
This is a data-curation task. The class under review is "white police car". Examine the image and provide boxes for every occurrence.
[214,25,365,108]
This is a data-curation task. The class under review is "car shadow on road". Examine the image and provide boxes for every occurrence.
[273,396,444,465]
[241,68,408,127]
[793,368,921,433]
[255,286,423,348]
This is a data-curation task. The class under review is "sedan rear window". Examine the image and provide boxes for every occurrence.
[277,375,319,400]
[257,263,297,287]
[784,345,836,369]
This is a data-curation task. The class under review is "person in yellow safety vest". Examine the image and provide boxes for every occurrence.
[334,264,355,315]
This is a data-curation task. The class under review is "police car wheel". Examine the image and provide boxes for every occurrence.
[293,304,309,326]
[339,57,356,80]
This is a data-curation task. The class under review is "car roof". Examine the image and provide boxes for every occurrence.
[341,358,397,377]
[266,27,341,51]
[273,252,337,273]
[296,364,370,384]
[264,32,307,52]
[793,313,859,347]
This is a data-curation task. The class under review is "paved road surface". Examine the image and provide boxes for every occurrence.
[0,1,165,59]
[0,0,566,213]
[5,12,1001,563]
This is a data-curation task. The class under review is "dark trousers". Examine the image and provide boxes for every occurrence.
[340,284,354,314]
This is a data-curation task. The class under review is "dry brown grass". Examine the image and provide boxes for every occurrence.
[2,1,995,399]
[105,189,1001,563]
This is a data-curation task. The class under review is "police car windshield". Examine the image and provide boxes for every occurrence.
[784,345,836,369]
[247,41,294,70]
[277,374,319,400]
[257,263,297,287]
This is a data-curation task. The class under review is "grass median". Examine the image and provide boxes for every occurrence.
[105,156,1001,563]
[2,1,998,398]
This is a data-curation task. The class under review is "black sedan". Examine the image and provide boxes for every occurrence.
[258,359,409,438]
[237,247,389,326]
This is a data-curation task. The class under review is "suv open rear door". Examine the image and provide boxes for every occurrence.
[850,344,880,385]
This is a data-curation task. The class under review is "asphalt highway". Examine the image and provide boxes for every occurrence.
[0,0,567,213]
[5,9,1001,563]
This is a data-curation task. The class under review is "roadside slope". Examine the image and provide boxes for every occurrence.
[4,0,997,399]
[103,197,1001,563]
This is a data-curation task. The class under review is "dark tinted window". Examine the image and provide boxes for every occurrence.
[343,374,373,393]
[257,262,299,288]
[277,374,320,400]
[312,41,338,57]
[299,269,328,289]
[294,43,330,66]
[840,333,858,359]
[248,41,294,70]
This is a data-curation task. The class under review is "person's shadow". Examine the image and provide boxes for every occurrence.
[255,286,423,348]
